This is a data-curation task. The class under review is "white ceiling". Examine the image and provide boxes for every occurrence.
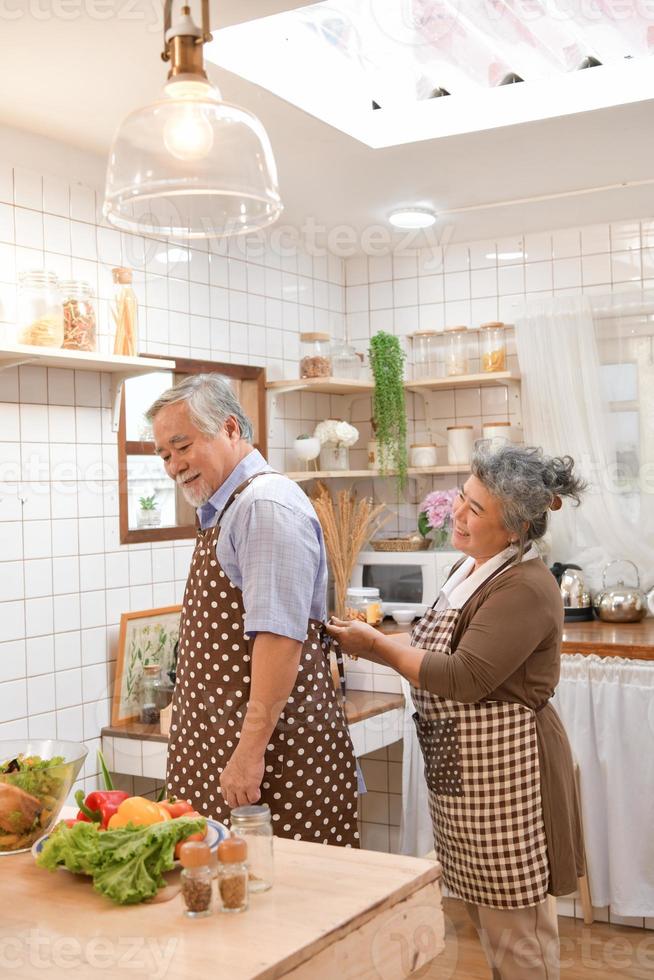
[2,0,654,246]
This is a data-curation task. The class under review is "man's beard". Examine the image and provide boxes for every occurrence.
[177,474,214,507]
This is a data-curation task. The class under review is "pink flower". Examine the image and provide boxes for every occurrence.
[418,488,457,532]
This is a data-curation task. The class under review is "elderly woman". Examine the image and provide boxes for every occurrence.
[328,446,586,980]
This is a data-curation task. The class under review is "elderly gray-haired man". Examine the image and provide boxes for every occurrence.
[147,374,358,845]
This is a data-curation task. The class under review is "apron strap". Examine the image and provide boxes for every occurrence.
[218,468,279,523]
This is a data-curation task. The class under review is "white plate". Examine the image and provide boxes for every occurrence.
[32,817,227,865]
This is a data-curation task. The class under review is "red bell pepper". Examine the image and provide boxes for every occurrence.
[75,789,130,829]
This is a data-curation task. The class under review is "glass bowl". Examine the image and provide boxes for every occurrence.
[0,739,88,854]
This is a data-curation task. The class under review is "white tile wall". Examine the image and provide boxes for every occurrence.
[0,164,345,800]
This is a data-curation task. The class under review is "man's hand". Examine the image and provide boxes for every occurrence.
[220,747,265,809]
[326,617,380,659]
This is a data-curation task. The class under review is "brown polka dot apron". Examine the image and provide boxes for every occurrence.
[167,472,359,847]
[411,560,549,908]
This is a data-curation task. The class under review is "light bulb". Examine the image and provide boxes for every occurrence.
[163,103,214,162]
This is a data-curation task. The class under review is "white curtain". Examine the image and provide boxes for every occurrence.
[514,293,654,592]
[553,654,654,917]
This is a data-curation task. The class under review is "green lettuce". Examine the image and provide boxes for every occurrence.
[37,815,207,904]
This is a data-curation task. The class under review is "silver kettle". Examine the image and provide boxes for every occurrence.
[593,559,647,623]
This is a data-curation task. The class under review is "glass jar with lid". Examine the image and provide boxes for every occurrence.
[60,280,97,352]
[443,325,469,376]
[345,587,383,625]
[17,271,64,347]
[300,332,332,378]
[230,804,274,893]
[479,322,507,373]
[331,341,361,380]
[410,331,440,379]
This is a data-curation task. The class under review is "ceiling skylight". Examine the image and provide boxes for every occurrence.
[205,1,654,148]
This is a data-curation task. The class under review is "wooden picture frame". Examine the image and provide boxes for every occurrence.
[112,605,182,725]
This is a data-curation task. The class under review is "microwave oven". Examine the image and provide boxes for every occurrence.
[350,549,462,617]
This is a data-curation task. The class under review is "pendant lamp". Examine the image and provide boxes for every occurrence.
[103,0,282,238]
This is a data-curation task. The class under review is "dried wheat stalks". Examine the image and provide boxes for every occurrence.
[311,481,390,617]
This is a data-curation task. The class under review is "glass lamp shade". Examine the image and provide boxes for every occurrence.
[103,84,283,238]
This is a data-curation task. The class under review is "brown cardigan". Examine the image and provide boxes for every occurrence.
[418,556,584,896]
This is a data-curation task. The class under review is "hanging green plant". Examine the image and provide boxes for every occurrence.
[369,331,408,492]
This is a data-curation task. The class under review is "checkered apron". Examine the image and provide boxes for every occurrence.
[411,566,550,909]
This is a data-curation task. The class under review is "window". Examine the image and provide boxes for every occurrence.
[118,356,267,543]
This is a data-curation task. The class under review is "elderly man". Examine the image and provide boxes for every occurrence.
[147,373,358,845]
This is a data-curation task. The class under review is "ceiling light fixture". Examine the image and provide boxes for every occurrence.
[103,0,282,239]
[389,208,437,230]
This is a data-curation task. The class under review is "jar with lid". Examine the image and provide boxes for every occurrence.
[331,341,361,380]
[60,280,97,352]
[345,587,383,625]
[179,840,214,918]
[443,326,469,376]
[17,271,64,348]
[409,443,438,468]
[217,836,249,913]
[410,331,440,379]
[447,425,474,466]
[300,332,332,378]
[482,421,512,449]
[140,664,168,725]
[479,322,506,373]
[230,804,274,893]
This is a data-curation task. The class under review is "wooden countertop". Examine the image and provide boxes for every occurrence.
[102,689,405,744]
[7,834,443,979]
[381,617,654,661]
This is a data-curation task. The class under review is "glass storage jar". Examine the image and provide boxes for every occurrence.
[479,321,506,373]
[331,341,361,380]
[140,664,169,725]
[17,271,64,347]
[410,331,440,379]
[300,332,332,378]
[345,587,383,625]
[60,280,97,352]
[443,326,469,376]
[230,804,274,893]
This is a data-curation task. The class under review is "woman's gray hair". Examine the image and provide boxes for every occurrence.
[471,444,586,560]
[145,374,253,442]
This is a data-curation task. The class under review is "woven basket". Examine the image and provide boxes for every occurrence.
[370,536,432,552]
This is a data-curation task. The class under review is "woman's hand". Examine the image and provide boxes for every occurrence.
[326,617,381,660]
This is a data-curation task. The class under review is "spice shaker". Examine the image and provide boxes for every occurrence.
[179,840,213,918]
[217,836,249,913]
[230,804,274,892]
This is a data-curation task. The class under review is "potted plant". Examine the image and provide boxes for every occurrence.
[369,331,408,492]
[418,489,458,549]
[293,433,321,471]
[313,419,359,471]
[137,492,161,529]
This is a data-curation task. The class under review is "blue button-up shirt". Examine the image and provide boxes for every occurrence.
[197,450,328,642]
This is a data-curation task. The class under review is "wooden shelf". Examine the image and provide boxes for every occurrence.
[0,343,176,376]
[287,465,469,483]
[266,377,374,395]
[405,370,520,391]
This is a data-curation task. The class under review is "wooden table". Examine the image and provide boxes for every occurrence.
[381,618,654,661]
[5,836,443,979]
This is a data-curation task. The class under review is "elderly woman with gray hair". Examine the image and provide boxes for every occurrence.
[328,445,586,980]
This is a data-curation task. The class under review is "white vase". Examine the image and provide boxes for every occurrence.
[320,443,350,471]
